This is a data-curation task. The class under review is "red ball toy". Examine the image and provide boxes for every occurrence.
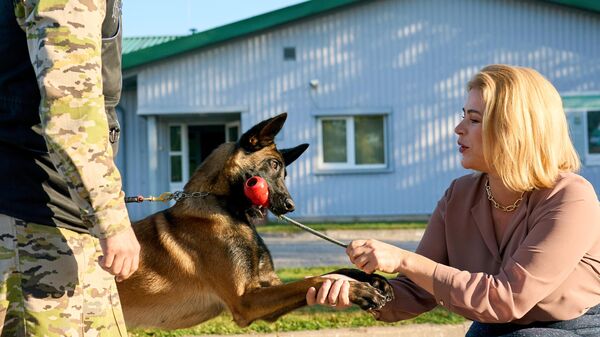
[244,176,269,208]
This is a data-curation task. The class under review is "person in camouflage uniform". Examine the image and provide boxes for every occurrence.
[0,0,140,335]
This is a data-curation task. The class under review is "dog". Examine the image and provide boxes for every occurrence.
[117,113,394,329]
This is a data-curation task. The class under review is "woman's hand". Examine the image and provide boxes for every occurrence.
[347,239,437,294]
[306,274,355,309]
[346,239,408,274]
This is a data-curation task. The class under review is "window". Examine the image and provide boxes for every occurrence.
[226,121,240,142]
[317,114,387,171]
[564,94,600,166]
[587,110,600,156]
[169,125,184,183]
[283,47,296,61]
[575,109,600,166]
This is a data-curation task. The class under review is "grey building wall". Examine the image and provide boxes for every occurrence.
[118,0,600,221]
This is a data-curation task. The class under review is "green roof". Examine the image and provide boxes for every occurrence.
[544,0,600,13]
[122,0,361,70]
[122,35,183,55]
[122,0,600,70]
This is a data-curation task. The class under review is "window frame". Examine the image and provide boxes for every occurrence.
[583,109,600,166]
[314,109,391,174]
[168,124,188,189]
[563,93,600,167]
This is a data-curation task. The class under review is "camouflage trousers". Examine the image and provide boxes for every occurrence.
[0,214,127,337]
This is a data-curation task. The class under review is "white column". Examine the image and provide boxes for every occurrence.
[147,115,160,213]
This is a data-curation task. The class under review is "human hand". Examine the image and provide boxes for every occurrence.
[98,226,140,282]
[306,274,355,309]
[346,239,406,274]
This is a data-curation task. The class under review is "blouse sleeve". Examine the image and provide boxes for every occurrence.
[376,180,455,322]
[432,176,600,322]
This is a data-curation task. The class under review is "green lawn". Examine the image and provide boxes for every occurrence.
[129,266,464,337]
[256,220,427,234]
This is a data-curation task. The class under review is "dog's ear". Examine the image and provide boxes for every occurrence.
[280,143,309,166]
[238,113,287,152]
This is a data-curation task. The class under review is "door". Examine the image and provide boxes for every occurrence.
[169,123,237,193]
[187,125,226,172]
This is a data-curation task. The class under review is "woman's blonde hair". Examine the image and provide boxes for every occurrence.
[467,64,580,191]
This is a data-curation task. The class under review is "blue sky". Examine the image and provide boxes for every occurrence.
[122,0,306,37]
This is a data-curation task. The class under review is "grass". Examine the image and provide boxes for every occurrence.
[129,266,464,336]
[256,220,427,234]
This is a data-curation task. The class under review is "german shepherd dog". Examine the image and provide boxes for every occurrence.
[117,113,393,329]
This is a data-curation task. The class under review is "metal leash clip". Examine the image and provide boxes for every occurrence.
[124,192,174,203]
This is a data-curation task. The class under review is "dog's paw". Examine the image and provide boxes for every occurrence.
[365,273,394,303]
[348,281,388,311]
[329,268,394,304]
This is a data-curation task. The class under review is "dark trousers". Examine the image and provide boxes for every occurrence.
[466,304,600,337]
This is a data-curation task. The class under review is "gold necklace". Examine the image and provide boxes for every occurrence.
[485,180,524,212]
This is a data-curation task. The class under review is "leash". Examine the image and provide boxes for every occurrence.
[124,191,209,203]
[125,192,348,249]
[277,215,348,248]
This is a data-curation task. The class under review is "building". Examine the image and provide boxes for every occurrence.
[118,0,600,221]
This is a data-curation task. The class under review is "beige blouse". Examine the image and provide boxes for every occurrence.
[377,172,600,324]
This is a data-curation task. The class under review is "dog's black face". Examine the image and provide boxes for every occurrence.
[235,113,308,222]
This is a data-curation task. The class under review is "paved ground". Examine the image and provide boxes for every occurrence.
[261,228,424,268]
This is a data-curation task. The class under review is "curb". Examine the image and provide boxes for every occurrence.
[184,323,472,337]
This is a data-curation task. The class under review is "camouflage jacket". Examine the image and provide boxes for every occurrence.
[0,0,130,238]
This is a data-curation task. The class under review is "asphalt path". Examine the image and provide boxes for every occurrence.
[260,229,422,268]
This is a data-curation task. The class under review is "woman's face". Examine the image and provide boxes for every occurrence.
[455,88,488,172]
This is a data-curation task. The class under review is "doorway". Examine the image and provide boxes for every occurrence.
[188,125,226,172]
[168,121,240,193]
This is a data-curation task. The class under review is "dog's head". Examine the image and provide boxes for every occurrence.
[236,113,308,221]
[184,113,308,223]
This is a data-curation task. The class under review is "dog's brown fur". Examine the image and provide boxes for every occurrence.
[117,113,393,329]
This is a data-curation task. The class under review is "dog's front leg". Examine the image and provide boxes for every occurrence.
[255,235,282,287]
[328,268,395,303]
[228,276,387,327]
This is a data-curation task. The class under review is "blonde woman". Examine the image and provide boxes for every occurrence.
[308,65,600,337]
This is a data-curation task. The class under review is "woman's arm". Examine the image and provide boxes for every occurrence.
[308,181,456,321]
[311,176,600,323]
[348,239,437,293]
[430,178,600,322]
[361,176,600,323]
